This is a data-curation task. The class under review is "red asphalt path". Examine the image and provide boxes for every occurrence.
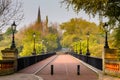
[19,54,98,80]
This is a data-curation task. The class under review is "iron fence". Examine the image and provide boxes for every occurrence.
[17,52,56,71]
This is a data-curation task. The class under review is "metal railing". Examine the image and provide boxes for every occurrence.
[17,52,56,71]
[70,52,102,70]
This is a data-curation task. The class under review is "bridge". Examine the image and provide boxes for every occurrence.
[0,51,119,80]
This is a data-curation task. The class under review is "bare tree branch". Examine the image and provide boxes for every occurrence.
[0,0,24,30]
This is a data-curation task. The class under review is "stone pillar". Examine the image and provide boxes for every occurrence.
[103,48,120,77]
[0,48,18,75]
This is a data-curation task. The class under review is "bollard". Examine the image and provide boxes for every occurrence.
[51,65,54,75]
[77,65,80,75]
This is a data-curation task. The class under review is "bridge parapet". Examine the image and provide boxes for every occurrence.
[17,52,56,71]
[0,48,18,75]
[70,48,120,78]
[103,48,120,77]
[69,52,102,70]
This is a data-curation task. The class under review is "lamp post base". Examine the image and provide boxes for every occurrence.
[32,52,36,55]
[32,49,36,55]
[86,50,90,56]
[10,44,16,49]
[104,44,109,48]
[79,50,82,54]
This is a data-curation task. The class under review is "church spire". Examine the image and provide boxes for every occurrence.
[37,6,41,23]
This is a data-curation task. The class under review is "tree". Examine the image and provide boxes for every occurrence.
[60,18,104,57]
[4,27,12,35]
[16,20,61,56]
[61,0,120,22]
[0,34,4,41]
[43,33,58,52]
[112,25,120,49]
[48,23,62,50]
[0,0,23,30]
[19,28,43,56]
[5,27,18,35]
[61,0,120,50]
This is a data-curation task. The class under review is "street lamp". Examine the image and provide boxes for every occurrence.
[41,40,44,54]
[79,38,82,54]
[46,42,48,53]
[86,32,90,56]
[75,43,77,53]
[10,21,17,49]
[70,45,74,52]
[32,32,36,55]
[103,23,109,48]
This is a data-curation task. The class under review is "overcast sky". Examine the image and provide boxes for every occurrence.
[18,0,99,29]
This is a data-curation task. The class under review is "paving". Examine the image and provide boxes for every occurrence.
[0,73,43,80]
[0,54,120,80]
[0,55,57,80]
[19,55,57,74]
[74,56,120,80]
[37,54,98,80]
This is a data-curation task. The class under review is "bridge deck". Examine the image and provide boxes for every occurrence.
[19,54,98,80]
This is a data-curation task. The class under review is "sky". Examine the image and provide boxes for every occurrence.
[19,0,100,29]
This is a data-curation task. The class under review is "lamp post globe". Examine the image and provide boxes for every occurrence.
[33,32,36,38]
[10,21,17,49]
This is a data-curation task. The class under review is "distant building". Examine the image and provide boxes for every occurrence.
[35,6,49,37]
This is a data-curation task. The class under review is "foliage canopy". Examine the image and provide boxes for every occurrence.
[60,18,104,57]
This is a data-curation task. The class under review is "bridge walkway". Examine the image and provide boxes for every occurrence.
[19,54,98,80]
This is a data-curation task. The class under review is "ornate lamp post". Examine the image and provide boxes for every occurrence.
[41,40,44,54]
[79,38,82,54]
[86,32,90,56]
[32,32,36,55]
[75,43,77,53]
[103,23,109,48]
[10,21,17,49]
